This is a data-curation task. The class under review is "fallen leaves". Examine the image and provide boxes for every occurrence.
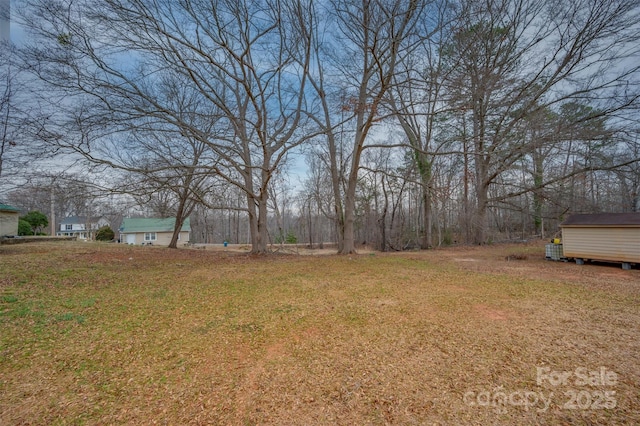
[0,241,638,425]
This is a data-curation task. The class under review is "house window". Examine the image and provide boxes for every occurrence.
[65,224,72,230]
[144,232,157,241]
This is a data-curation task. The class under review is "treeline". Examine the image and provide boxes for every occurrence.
[185,153,638,250]
[1,0,639,252]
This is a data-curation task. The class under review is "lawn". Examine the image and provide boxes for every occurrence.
[1,241,639,425]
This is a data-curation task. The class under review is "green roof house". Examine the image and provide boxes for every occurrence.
[0,203,21,237]
[119,217,191,246]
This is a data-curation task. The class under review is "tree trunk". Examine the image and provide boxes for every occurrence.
[421,188,432,249]
[327,132,345,253]
[473,182,489,244]
[246,192,260,252]
[256,193,269,254]
[168,192,197,249]
[342,184,357,254]
[378,177,389,252]
[340,131,364,254]
[416,151,432,249]
[168,215,184,249]
[532,150,544,237]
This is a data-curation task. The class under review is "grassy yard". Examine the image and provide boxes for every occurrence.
[1,241,639,425]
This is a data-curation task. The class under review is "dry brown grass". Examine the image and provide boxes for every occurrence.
[1,241,639,425]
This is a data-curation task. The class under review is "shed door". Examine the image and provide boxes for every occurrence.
[125,234,136,244]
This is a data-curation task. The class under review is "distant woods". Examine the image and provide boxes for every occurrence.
[2,0,639,252]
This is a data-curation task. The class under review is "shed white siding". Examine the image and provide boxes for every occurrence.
[562,227,640,263]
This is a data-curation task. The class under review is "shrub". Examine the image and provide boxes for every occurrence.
[18,219,33,236]
[95,225,115,241]
[275,230,298,244]
[442,230,453,246]
[21,211,48,235]
[285,231,297,244]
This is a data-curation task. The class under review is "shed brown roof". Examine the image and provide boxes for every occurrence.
[561,213,640,227]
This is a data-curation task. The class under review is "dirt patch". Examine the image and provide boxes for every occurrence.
[190,243,376,256]
[473,304,513,321]
[428,241,640,290]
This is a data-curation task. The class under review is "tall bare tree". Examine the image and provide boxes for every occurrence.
[385,0,456,248]
[307,0,425,253]
[13,0,640,252]
[0,44,43,188]
[16,0,317,253]
[442,0,640,243]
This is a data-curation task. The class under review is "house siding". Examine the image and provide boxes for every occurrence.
[122,231,189,246]
[562,227,640,263]
[119,217,191,246]
[0,211,19,236]
[57,217,110,240]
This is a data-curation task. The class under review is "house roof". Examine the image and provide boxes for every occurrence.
[0,203,20,213]
[119,217,191,233]
[561,213,640,227]
[60,216,106,224]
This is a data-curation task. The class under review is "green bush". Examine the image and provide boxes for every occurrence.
[18,219,33,236]
[285,231,297,244]
[275,230,298,244]
[20,211,48,235]
[442,229,453,246]
[95,226,115,241]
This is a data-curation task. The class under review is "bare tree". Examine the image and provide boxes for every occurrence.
[613,135,640,212]
[0,44,41,188]
[13,0,640,252]
[299,151,338,248]
[0,47,14,181]
[385,0,457,248]
[441,0,640,243]
[16,0,317,253]
[306,0,426,253]
[114,76,224,248]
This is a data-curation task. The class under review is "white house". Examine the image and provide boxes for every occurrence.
[57,216,110,240]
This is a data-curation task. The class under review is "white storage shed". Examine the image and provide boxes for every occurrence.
[560,213,640,269]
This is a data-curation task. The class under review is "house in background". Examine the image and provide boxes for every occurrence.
[119,217,190,245]
[0,203,20,237]
[57,216,110,240]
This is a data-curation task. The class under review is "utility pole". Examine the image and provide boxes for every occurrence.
[50,182,55,236]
